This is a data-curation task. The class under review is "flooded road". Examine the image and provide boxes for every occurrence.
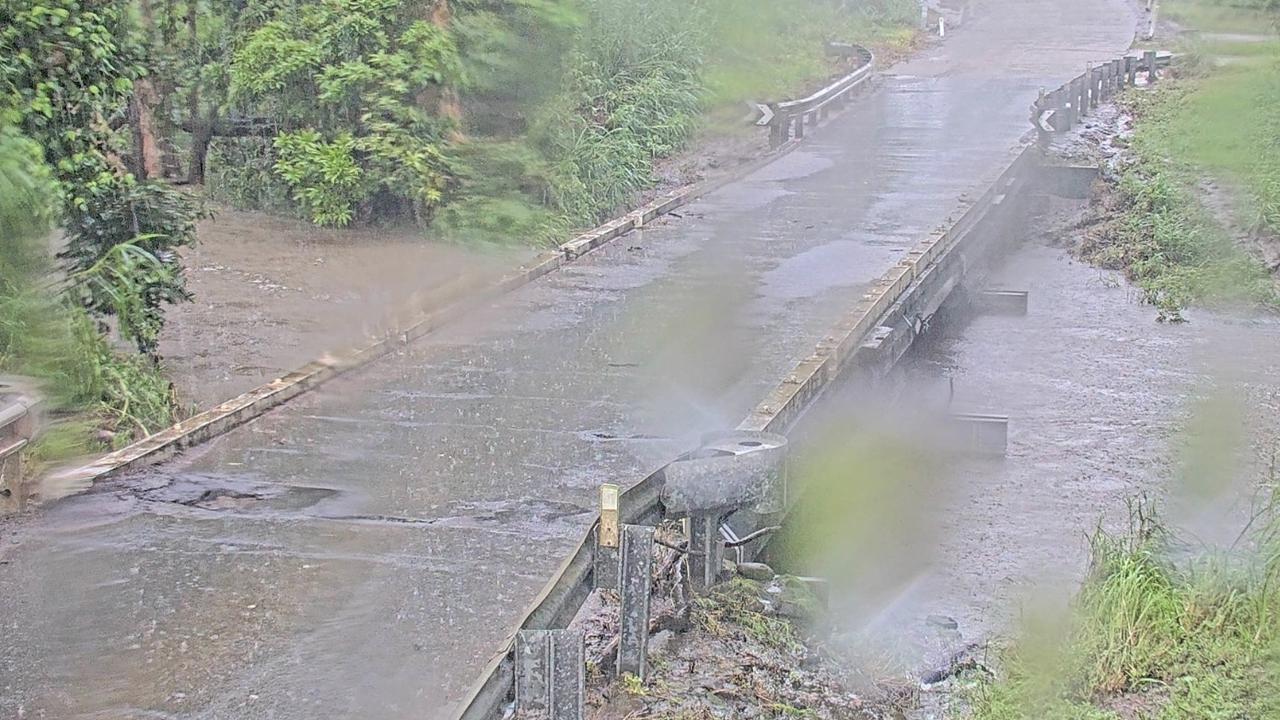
[1,2,1136,718]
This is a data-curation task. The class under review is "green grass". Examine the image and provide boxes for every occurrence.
[701,0,917,108]
[1085,2,1280,319]
[1164,0,1279,34]
[966,502,1280,720]
[695,577,806,654]
[1140,54,1280,230]
[1152,1,1280,235]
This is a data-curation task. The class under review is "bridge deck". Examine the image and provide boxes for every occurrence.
[1,3,1135,717]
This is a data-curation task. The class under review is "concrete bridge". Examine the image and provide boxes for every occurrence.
[0,1,1136,717]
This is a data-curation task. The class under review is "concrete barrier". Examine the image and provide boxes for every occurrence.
[0,389,40,511]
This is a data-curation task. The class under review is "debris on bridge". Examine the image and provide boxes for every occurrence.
[580,567,910,720]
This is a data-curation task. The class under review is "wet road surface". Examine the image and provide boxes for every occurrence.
[1,2,1136,717]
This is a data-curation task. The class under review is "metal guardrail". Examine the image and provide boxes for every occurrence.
[1030,49,1172,137]
[757,44,875,148]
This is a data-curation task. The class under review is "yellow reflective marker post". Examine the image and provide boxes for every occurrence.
[599,483,620,549]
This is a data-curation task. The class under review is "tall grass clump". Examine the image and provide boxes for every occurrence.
[968,499,1280,720]
[1087,158,1277,320]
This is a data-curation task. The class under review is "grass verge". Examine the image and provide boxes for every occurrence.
[1083,2,1280,320]
[965,497,1280,720]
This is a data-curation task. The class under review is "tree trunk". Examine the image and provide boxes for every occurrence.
[428,0,463,138]
[130,79,166,180]
[188,105,217,185]
[185,0,209,184]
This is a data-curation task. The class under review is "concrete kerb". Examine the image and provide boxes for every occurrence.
[39,53,873,507]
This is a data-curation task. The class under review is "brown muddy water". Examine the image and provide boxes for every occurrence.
[161,208,533,408]
[779,193,1280,708]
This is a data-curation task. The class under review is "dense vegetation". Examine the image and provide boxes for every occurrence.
[1087,0,1280,320]
[0,126,177,461]
[0,0,915,466]
[206,0,918,242]
[2,0,190,462]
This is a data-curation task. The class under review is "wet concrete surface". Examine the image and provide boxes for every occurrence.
[1,2,1136,718]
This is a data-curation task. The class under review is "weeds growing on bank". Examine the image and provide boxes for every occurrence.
[1,128,178,472]
[966,499,1280,720]
[440,0,919,246]
[210,0,920,246]
[1086,2,1280,319]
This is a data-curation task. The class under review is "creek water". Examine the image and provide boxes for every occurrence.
[779,193,1280,700]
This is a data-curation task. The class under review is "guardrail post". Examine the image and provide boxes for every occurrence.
[1066,78,1079,127]
[769,118,785,149]
[1090,66,1102,109]
[687,514,724,592]
[617,524,654,680]
[1125,55,1137,86]
[1056,89,1072,131]
[1066,77,1078,125]
[1112,59,1124,91]
[794,113,806,140]
[1079,67,1091,116]
[1144,50,1158,84]
[515,629,585,720]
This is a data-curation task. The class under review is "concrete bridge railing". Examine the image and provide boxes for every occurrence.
[0,386,40,510]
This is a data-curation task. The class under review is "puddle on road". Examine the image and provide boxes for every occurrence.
[759,240,906,300]
[139,474,342,514]
[128,470,594,541]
